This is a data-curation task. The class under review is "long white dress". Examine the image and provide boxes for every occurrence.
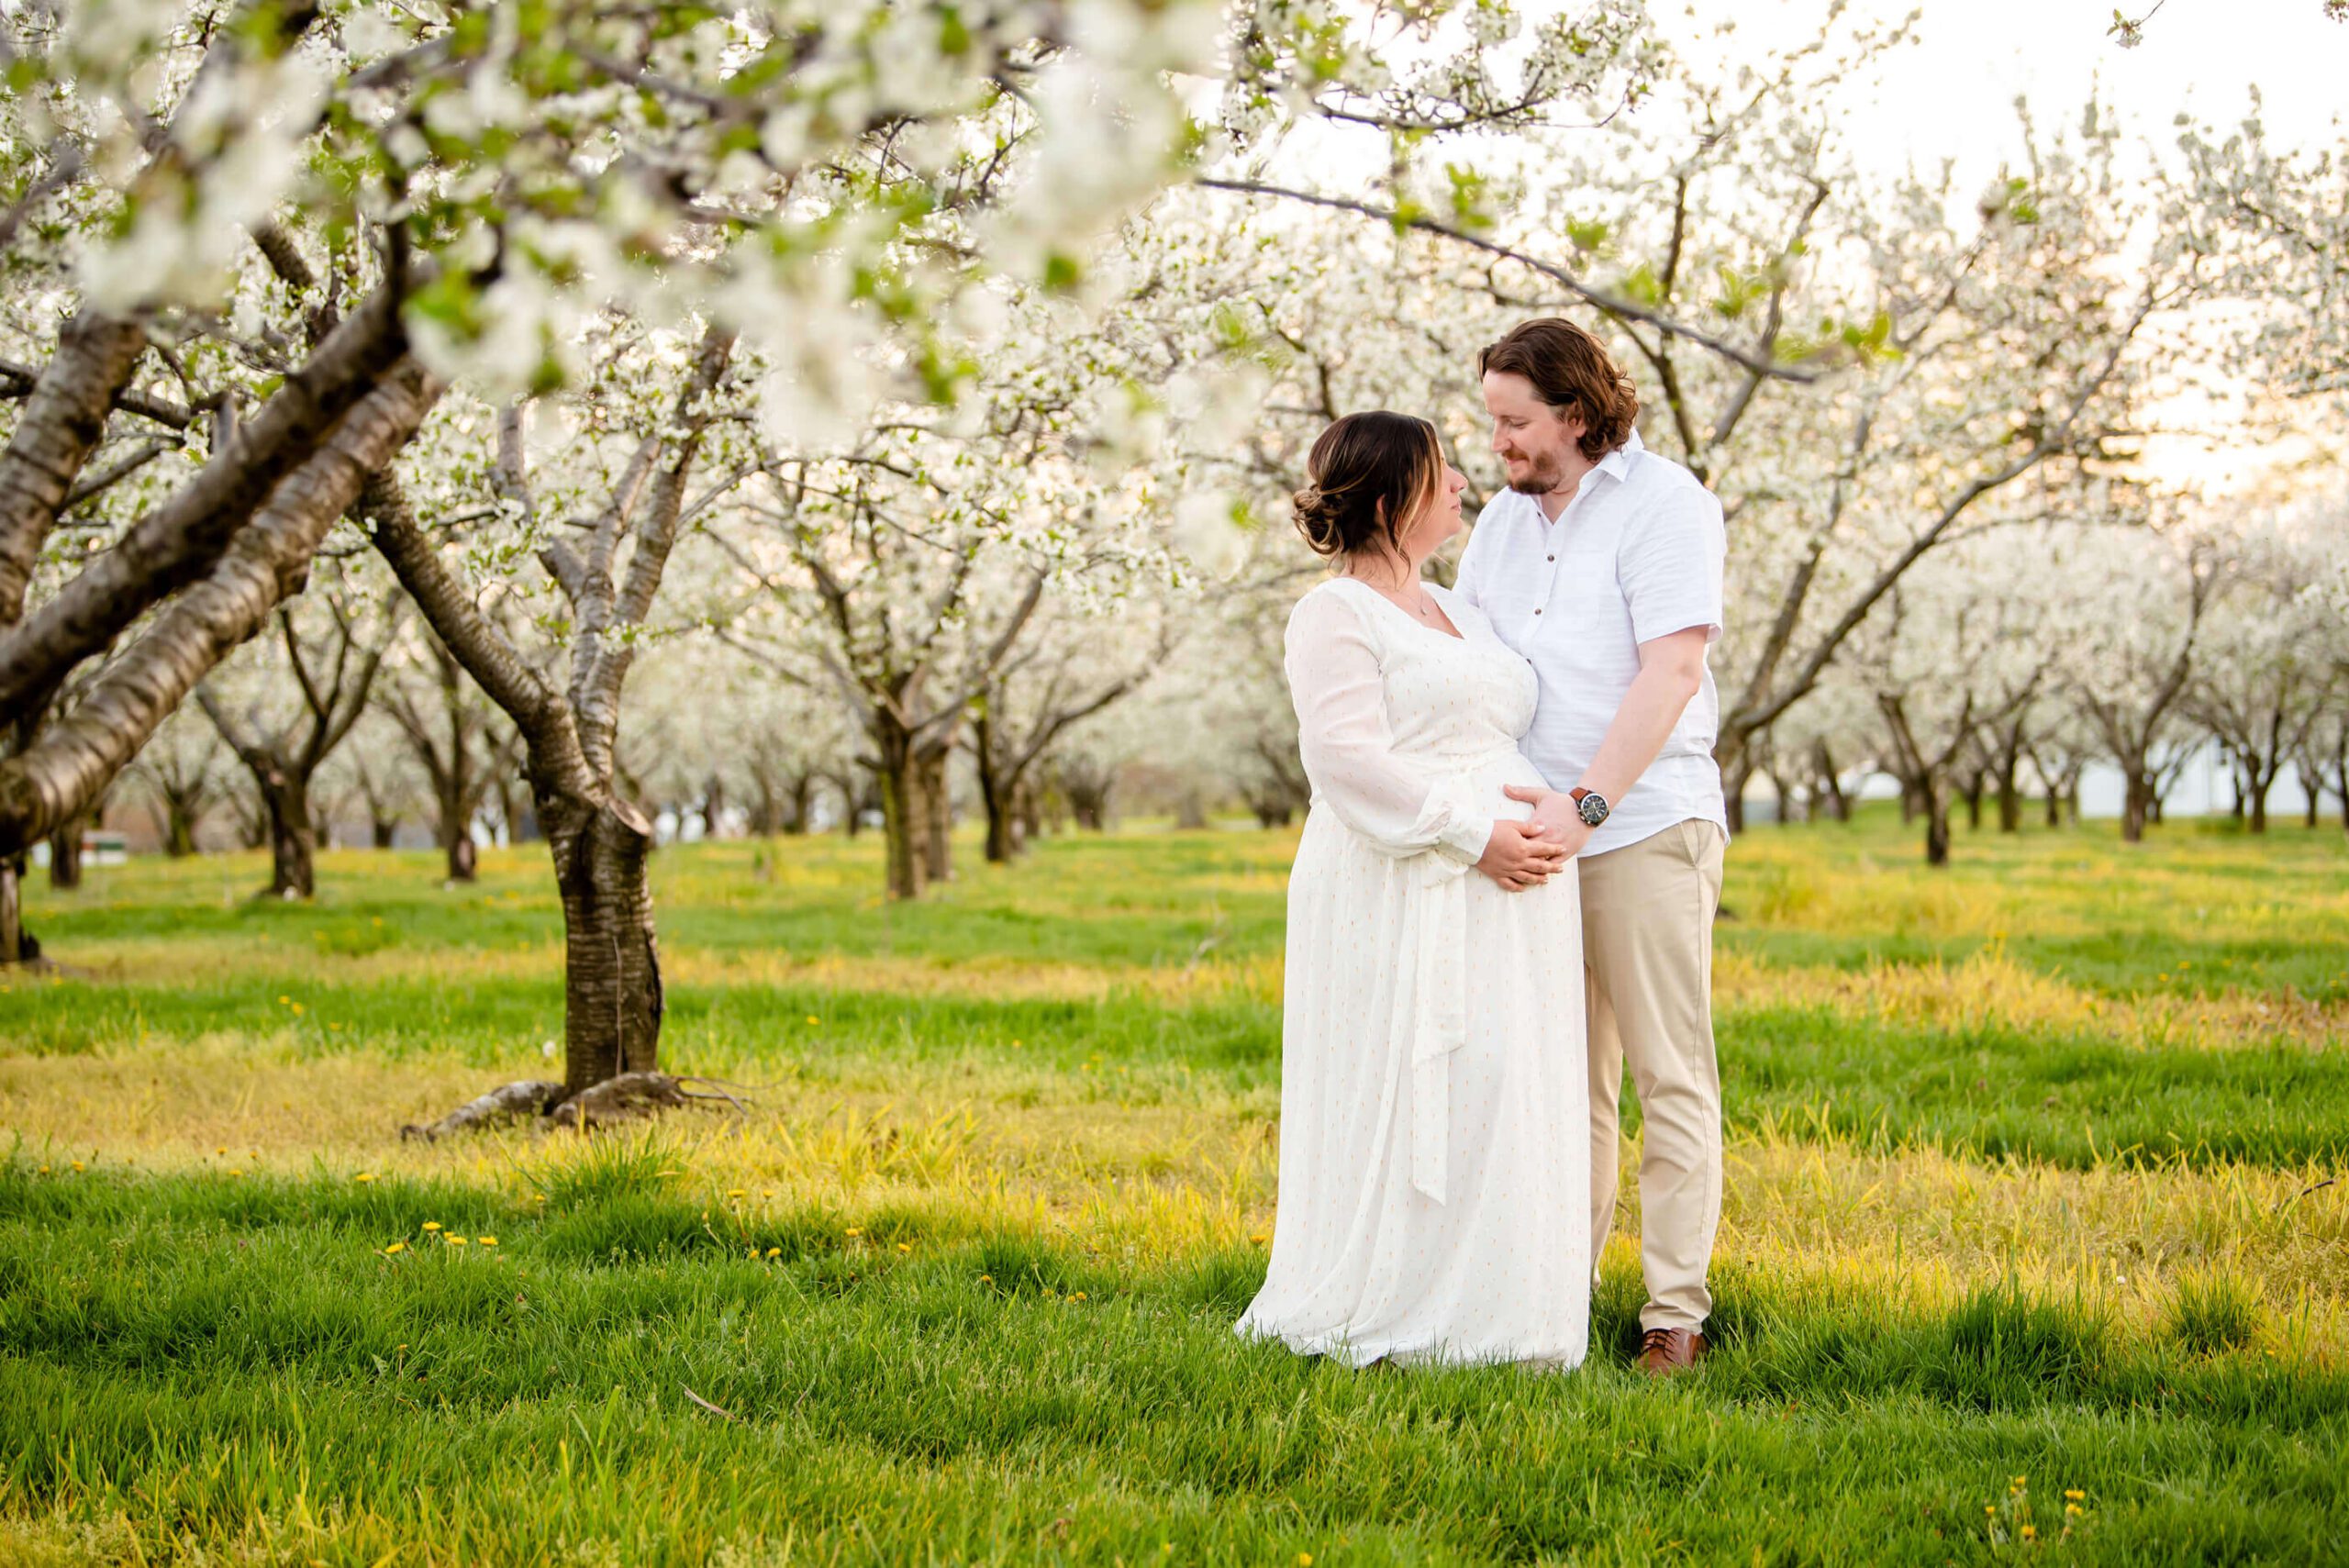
[1236,577,1589,1369]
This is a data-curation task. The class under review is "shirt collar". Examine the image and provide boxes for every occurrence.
[1592,427,1644,484]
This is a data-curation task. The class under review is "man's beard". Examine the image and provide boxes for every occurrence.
[1504,455,1562,495]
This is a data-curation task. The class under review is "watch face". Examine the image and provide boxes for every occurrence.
[1578,793,1609,827]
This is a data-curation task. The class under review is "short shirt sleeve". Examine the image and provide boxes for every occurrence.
[1618,482,1726,645]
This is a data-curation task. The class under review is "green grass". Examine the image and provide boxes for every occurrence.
[2,806,2344,1563]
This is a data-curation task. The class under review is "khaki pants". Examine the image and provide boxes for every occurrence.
[1579,818,1725,1332]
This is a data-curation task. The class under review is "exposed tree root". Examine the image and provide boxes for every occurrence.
[400,1072,753,1141]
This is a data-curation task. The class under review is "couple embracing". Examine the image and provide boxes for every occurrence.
[1236,318,1730,1375]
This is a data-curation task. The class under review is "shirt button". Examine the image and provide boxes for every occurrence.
[1547,554,1555,562]
[1533,607,1542,615]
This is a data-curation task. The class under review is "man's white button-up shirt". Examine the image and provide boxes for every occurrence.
[1453,428,1730,857]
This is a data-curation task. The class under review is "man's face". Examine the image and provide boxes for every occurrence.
[1483,371,1585,495]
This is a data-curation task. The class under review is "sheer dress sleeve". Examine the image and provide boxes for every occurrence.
[1285,587,1494,873]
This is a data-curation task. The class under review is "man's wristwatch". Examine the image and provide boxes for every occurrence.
[1569,786,1610,828]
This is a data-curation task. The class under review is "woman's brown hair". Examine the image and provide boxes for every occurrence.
[1291,411,1445,562]
[1477,317,1640,462]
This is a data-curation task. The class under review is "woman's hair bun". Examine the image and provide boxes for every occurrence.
[1292,411,1443,561]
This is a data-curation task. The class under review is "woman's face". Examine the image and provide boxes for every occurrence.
[1399,459,1470,561]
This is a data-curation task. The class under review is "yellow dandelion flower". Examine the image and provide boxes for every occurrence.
[844,1227,862,1238]
[2064,1490,2085,1501]
[1251,1233,1268,1244]
[355,1173,376,1183]
[1986,1507,1998,1517]
[1298,1554,1314,1566]
[762,1190,774,1199]
[228,1169,245,1177]
[290,1002,305,1016]
[2021,1525,2036,1540]
[36,1165,48,1173]
[766,1247,782,1258]
[1072,1292,1087,1301]
[216,1147,227,1155]
[805,1015,820,1025]
[71,1161,84,1172]
[896,1241,912,1253]
[447,1235,469,1245]
[276,995,290,1006]
[422,1222,441,1232]
[479,1236,497,1246]
[979,1274,994,1284]
[328,1022,342,1032]
[727,1188,748,1198]
[2065,1503,2081,1517]
[384,1241,406,1255]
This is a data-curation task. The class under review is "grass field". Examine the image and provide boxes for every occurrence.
[2,809,2344,1565]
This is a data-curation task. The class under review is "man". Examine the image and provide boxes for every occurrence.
[1452,317,1729,1376]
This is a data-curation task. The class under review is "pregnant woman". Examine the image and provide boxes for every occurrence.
[1235,411,1590,1371]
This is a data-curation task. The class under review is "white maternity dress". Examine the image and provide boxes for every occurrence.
[1235,577,1589,1369]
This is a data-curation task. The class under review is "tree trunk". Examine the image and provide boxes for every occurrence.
[372,817,396,850]
[876,729,924,900]
[973,716,1019,865]
[2121,771,2150,844]
[1923,779,1952,867]
[1962,769,1986,832]
[1721,748,1753,835]
[0,854,33,964]
[1016,780,1042,844]
[262,773,316,897]
[785,776,812,836]
[916,750,952,884]
[1176,786,1208,830]
[2305,787,2321,830]
[545,795,664,1095]
[167,801,201,857]
[46,813,84,890]
[2246,779,2269,834]
[1812,740,1848,823]
[447,832,477,881]
[1996,755,2022,832]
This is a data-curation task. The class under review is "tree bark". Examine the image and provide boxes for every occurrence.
[873,726,923,900]
[1811,740,1848,823]
[261,770,315,897]
[917,747,952,884]
[0,363,439,858]
[1923,780,1952,867]
[1720,744,1753,834]
[544,795,663,1095]
[2121,772,2151,843]
[0,854,33,964]
[45,812,84,889]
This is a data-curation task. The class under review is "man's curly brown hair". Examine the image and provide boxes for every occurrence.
[1477,318,1640,462]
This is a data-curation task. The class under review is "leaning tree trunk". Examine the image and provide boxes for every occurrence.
[2246,776,2270,834]
[46,812,85,890]
[973,717,1018,865]
[1812,740,1849,823]
[545,795,663,1095]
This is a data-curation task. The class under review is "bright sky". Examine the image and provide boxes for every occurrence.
[1706,0,2347,181]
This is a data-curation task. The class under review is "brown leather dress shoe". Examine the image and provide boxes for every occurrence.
[1638,1327,1707,1375]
